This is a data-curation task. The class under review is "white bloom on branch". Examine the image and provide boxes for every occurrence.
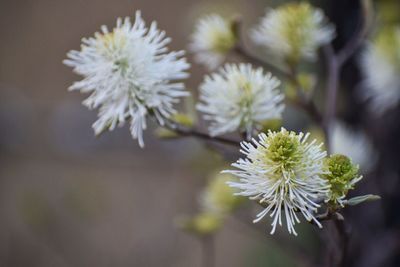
[251,2,335,64]
[225,128,329,235]
[64,11,190,147]
[197,63,284,138]
[360,26,400,114]
[189,14,236,70]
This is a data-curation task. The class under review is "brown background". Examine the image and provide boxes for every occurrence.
[0,1,286,266]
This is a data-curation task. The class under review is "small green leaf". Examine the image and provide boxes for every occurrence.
[171,113,195,127]
[345,194,381,206]
[154,127,179,139]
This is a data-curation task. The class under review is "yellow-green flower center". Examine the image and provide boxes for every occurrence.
[209,28,236,53]
[266,131,302,172]
[278,2,316,63]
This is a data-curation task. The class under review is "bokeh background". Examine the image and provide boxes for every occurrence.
[0,0,399,266]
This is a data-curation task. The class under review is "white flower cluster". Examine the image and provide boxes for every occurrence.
[360,26,400,114]
[251,2,335,63]
[189,14,236,70]
[197,64,284,138]
[225,128,329,235]
[64,11,190,147]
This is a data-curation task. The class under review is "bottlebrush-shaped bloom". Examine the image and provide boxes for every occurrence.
[225,128,329,235]
[189,14,237,70]
[360,26,400,114]
[64,11,190,147]
[197,63,284,138]
[251,2,335,64]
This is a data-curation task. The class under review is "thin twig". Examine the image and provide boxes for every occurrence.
[233,35,324,128]
[321,4,372,264]
[233,45,292,81]
[334,219,350,267]
[163,120,240,147]
[336,0,373,67]
[322,44,339,152]
[323,0,372,154]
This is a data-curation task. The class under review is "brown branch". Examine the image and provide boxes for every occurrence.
[234,44,325,130]
[336,0,373,67]
[334,219,350,267]
[323,0,373,153]
[233,45,292,81]
[163,120,240,147]
[322,44,339,153]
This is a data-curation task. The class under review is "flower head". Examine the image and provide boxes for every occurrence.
[360,26,400,114]
[225,128,329,235]
[189,14,237,70]
[251,2,335,64]
[197,63,284,137]
[323,154,362,206]
[64,11,190,147]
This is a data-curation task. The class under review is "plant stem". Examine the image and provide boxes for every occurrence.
[164,120,240,147]
[322,44,339,153]
[334,219,349,267]
[233,45,292,81]
[201,235,215,267]
[323,0,373,154]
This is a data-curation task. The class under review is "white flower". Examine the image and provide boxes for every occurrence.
[197,63,284,137]
[359,26,400,114]
[225,128,329,235]
[189,14,236,70]
[251,2,335,64]
[64,11,190,147]
[331,121,376,172]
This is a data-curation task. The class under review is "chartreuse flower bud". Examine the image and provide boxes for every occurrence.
[324,154,362,206]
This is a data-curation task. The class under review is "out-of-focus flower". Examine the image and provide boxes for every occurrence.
[189,14,237,70]
[200,173,244,215]
[324,154,362,207]
[251,2,335,64]
[177,172,242,236]
[177,212,223,235]
[64,11,190,147]
[360,26,400,114]
[197,63,284,138]
[331,122,376,172]
[225,128,329,235]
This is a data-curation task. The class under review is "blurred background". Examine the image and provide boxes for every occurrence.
[0,0,399,266]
